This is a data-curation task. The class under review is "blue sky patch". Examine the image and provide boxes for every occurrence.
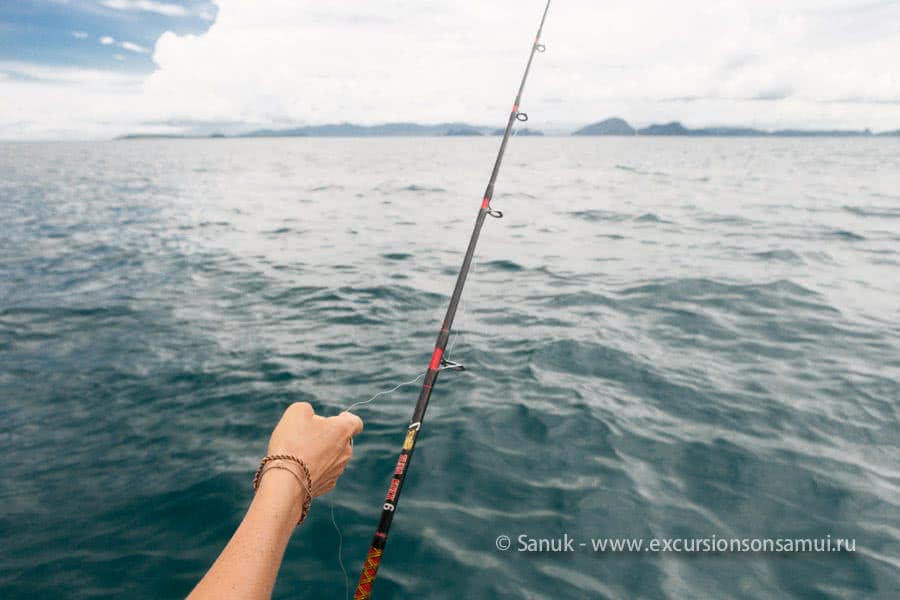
[0,0,216,72]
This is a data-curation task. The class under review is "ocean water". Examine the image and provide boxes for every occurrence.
[1,137,898,599]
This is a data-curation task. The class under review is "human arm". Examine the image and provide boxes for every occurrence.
[188,403,363,600]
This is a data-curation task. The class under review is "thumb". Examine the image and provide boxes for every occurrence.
[333,411,364,437]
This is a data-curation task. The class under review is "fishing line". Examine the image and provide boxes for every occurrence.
[445,248,478,360]
[342,373,426,414]
[332,369,434,600]
[331,500,349,600]
[331,373,424,600]
[333,255,479,596]
[331,343,472,598]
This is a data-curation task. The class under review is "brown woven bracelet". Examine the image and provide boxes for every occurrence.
[253,454,313,524]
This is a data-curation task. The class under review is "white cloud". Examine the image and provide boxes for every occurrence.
[3,0,900,139]
[72,31,89,39]
[0,63,146,139]
[120,41,150,53]
[99,36,115,45]
[0,61,143,86]
[137,0,900,130]
[113,54,126,61]
[100,0,193,18]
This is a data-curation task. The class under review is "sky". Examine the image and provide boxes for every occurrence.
[1,0,899,140]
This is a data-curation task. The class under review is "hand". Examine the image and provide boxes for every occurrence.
[267,402,363,498]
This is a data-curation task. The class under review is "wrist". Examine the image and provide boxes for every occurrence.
[254,468,308,523]
[253,455,314,525]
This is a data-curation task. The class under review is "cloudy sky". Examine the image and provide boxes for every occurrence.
[1,0,898,139]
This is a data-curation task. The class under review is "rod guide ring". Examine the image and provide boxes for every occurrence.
[440,358,466,372]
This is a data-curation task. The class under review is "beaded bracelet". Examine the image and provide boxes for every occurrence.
[253,454,313,524]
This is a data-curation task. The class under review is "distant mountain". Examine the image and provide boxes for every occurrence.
[241,122,496,137]
[573,118,635,136]
[116,120,900,141]
[116,133,226,140]
[446,126,484,136]
[572,118,897,137]
[772,128,873,137]
[638,121,691,136]
[491,127,544,136]
[689,127,767,137]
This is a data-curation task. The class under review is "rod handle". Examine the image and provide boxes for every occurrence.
[354,546,384,599]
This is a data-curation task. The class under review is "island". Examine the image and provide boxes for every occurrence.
[239,122,498,137]
[115,120,900,140]
[114,133,227,140]
[572,118,635,136]
[571,118,897,137]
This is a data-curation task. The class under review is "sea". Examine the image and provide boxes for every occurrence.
[1,137,898,599]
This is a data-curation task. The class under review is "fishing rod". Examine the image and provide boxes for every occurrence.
[354,2,552,597]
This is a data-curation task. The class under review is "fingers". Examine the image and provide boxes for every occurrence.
[316,479,337,497]
[332,411,364,437]
[286,401,313,420]
[285,404,361,436]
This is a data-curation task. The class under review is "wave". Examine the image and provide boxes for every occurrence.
[568,209,630,222]
[828,229,866,241]
[751,249,804,263]
[634,212,672,224]
[843,205,900,218]
[481,259,525,272]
